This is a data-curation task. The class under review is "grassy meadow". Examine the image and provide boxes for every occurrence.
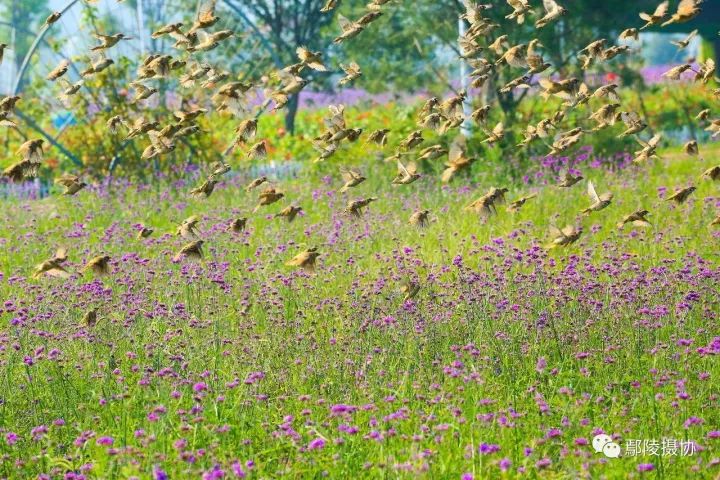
[0,131,718,479]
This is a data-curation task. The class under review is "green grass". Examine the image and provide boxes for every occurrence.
[0,141,718,479]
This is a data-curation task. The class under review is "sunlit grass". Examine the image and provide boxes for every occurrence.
[0,140,718,479]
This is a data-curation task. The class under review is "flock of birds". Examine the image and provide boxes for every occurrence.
[0,0,719,302]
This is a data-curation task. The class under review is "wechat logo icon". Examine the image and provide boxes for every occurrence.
[593,434,621,458]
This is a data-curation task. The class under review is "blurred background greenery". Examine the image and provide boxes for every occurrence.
[0,0,717,183]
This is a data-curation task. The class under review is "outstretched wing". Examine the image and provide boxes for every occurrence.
[327,104,346,130]
[55,173,79,187]
[621,111,640,127]
[543,0,561,14]
[537,78,554,91]
[340,167,361,182]
[55,247,68,262]
[397,160,410,177]
[148,131,172,149]
[342,62,360,75]
[684,29,698,43]
[653,0,669,17]
[198,0,217,22]
[549,224,564,238]
[337,15,354,32]
[677,0,697,16]
[131,82,150,95]
[587,181,600,203]
[448,135,466,163]
[561,225,577,237]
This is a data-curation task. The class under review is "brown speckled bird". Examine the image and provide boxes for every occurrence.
[321,0,339,12]
[705,120,720,139]
[233,119,258,145]
[151,22,184,39]
[339,168,366,193]
[254,187,285,212]
[83,308,98,327]
[286,247,320,272]
[684,140,701,158]
[700,166,720,182]
[190,178,218,198]
[481,122,505,145]
[275,205,303,222]
[662,64,692,80]
[174,240,204,262]
[535,0,567,28]
[619,28,639,41]
[639,1,669,29]
[297,46,327,71]
[247,141,267,159]
[666,186,696,204]
[409,210,431,227]
[339,62,362,85]
[633,134,662,163]
[398,131,424,151]
[32,248,70,279]
[54,174,87,195]
[17,139,45,163]
[137,226,154,239]
[466,188,508,218]
[177,215,201,238]
[3,160,34,182]
[188,0,219,34]
[581,181,613,214]
[333,15,365,43]
[0,95,21,113]
[47,60,70,81]
[441,135,475,183]
[547,225,582,248]
[508,193,537,212]
[400,280,420,301]
[229,218,247,233]
[418,145,448,162]
[45,11,62,26]
[617,210,652,229]
[82,255,111,276]
[245,176,268,192]
[367,129,389,147]
[346,197,378,217]
[90,32,132,52]
[392,160,421,185]
[661,0,702,27]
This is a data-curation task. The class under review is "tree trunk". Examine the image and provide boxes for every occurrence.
[284,94,300,135]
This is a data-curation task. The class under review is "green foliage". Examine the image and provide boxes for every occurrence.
[0,0,49,89]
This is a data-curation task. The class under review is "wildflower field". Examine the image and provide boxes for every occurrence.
[1,0,720,477]
[1,138,718,479]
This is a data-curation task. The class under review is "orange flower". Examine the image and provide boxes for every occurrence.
[266,140,277,155]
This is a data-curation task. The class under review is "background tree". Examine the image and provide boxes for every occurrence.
[0,0,49,91]
[223,0,338,134]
